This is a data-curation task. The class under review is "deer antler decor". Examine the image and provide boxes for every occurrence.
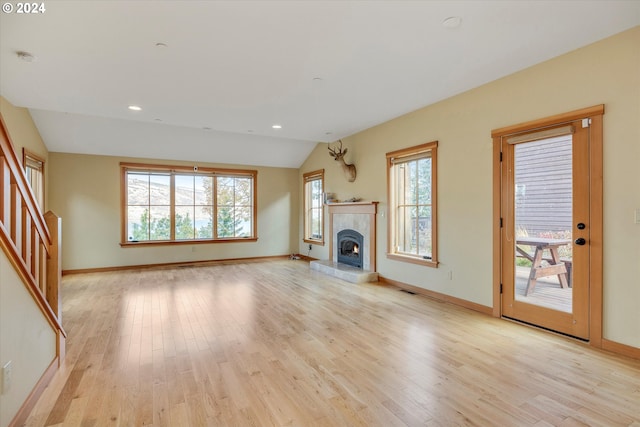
[328,140,357,182]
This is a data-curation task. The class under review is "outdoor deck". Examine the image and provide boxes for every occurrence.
[514,266,572,313]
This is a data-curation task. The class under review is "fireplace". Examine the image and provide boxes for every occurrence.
[337,229,363,268]
[309,202,379,283]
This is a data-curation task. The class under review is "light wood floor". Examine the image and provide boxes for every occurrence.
[25,259,640,427]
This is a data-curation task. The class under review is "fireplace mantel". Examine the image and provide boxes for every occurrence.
[326,201,378,215]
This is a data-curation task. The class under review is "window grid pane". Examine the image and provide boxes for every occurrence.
[128,206,149,241]
[126,172,172,241]
[175,206,195,240]
[127,173,150,206]
[217,207,235,237]
[150,174,171,205]
[149,206,171,240]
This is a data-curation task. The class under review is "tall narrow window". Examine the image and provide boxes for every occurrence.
[303,169,324,244]
[386,141,438,267]
[23,149,45,210]
[121,163,256,245]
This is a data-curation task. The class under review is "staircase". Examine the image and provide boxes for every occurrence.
[0,116,65,426]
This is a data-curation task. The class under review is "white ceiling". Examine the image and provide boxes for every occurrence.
[1,1,639,168]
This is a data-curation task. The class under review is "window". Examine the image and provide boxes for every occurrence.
[303,169,324,244]
[121,163,257,245]
[23,149,45,210]
[386,141,438,267]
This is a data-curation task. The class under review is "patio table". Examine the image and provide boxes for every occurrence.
[516,236,571,296]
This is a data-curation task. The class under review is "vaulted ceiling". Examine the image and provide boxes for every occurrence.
[1,1,638,168]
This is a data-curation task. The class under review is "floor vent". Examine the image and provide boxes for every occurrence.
[400,289,416,295]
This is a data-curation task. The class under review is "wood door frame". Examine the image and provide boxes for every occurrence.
[491,105,604,347]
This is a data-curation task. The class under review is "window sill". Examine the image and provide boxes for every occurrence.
[121,237,258,247]
[303,238,325,246]
[386,253,438,268]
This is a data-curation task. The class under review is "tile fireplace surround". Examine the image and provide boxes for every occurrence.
[310,202,379,283]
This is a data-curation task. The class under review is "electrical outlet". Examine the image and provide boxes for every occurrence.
[2,360,12,394]
[308,244,312,251]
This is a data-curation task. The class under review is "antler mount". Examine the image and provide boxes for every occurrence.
[328,140,357,182]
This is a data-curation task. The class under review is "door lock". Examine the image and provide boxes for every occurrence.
[577,223,586,230]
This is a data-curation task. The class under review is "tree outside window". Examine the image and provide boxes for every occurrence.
[386,141,438,267]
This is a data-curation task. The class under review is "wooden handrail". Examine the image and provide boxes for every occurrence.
[0,124,51,249]
[0,115,65,338]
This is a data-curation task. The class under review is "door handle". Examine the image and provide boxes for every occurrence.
[575,237,586,245]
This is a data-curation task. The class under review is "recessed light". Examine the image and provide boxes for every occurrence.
[16,51,36,62]
[325,132,333,135]
[128,105,142,111]
[248,130,254,133]
[272,124,282,129]
[155,42,168,48]
[154,118,163,122]
[203,127,212,131]
[442,16,462,28]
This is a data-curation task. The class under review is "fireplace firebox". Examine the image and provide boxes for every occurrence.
[337,229,363,268]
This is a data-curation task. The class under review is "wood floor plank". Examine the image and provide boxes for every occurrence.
[151,382,170,427]
[23,259,640,426]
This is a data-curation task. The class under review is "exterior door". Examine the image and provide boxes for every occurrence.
[500,119,591,339]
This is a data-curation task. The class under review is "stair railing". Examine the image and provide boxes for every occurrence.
[0,116,65,353]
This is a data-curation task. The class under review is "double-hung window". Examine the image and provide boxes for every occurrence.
[386,141,438,267]
[23,149,45,210]
[303,169,324,244]
[121,163,256,245]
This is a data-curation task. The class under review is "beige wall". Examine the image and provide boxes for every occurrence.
[0,96,49,210]
[0,100,56,427]
[48,153,300,271]
[299,27,640,349]
[0,251,57,427]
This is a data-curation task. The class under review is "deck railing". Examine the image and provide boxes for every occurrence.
[0,116,65,354]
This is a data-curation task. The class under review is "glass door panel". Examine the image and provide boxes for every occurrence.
[514,135,573,312]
